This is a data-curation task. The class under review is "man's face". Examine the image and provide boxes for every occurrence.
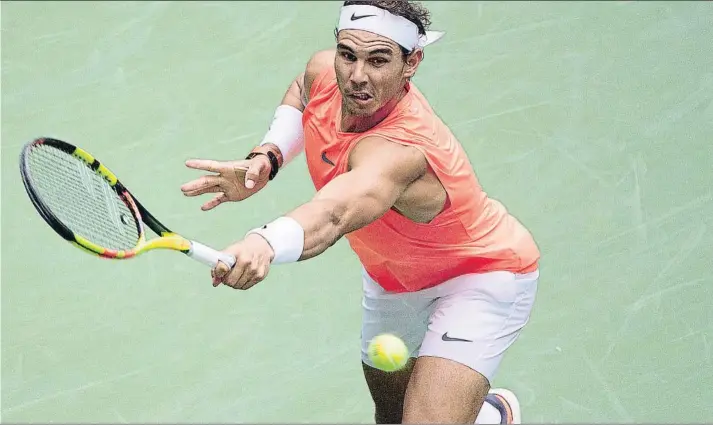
[335,29,420,117]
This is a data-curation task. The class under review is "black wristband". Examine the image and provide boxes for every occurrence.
[246,151,279,180]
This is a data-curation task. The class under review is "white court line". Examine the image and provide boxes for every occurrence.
[440,17,580,47]
[593,192,712,248]
[2,367,148,415]
[583,353,633,422]
[602,225,708,361]
[452,101,551,128]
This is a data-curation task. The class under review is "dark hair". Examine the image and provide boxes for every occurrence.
[341,0,432,55]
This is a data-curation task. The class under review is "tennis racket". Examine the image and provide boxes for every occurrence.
[19,137,236,269]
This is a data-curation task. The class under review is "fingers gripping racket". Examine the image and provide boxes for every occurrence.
[19,137,236,269]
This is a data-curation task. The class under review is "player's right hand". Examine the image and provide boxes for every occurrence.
[180,155,271,211]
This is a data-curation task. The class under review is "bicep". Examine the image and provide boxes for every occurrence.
[303,49,335,103]
[311,141,427,233]
[312,168,402,231]
[281,72,306,111]
[281,50,334,111]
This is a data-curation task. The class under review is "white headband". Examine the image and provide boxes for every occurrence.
[337,4,445,51]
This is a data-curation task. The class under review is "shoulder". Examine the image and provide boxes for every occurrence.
[348,135,428,184]
[304,49,335,102]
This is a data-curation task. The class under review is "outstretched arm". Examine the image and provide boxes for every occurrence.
[211,137,428,289]
[287,137,427,260]
[180,50,335,210]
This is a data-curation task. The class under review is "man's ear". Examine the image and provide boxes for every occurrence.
[403,49,424,79]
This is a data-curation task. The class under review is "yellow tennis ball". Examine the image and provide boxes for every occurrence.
[368,333,409,372]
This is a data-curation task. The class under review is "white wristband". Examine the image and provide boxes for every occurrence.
[260,105,305,167]
[246,216,305,264]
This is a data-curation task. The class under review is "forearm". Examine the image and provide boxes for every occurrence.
[246,187,392,264]
[250,73,306,170]
[249,50,334,169]
[286,180,396,260]
[286,199,347,260]
[244,138,425,266]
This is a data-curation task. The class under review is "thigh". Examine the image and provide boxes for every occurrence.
[403,270,539,423]
[421,270,539,382]
[402,356,490,424]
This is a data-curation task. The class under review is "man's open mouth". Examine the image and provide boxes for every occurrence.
[350,92,372,101]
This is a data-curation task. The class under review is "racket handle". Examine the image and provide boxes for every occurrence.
[187,241,237,268]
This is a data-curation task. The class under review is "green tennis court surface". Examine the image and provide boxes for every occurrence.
[2,1,712,422]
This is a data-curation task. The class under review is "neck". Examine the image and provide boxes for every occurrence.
[341,86,407,133]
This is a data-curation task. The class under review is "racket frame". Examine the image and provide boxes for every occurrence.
[20,137,234,267]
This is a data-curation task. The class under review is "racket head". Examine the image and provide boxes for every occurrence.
[19,137,189,259]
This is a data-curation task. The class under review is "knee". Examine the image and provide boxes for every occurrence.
[401,393,446,424]
[401,356,491,424]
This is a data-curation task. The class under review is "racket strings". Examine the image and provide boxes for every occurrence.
[27,145,140,251]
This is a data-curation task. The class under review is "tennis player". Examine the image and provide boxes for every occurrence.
[180,1,540,423]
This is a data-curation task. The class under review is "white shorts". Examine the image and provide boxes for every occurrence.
[361,268,539,382]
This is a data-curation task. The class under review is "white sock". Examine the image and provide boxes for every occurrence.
[474,399,502,424]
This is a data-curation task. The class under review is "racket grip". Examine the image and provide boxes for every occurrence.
[187,241,237,268]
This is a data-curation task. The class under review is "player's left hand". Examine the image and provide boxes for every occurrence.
[212,233,275,290]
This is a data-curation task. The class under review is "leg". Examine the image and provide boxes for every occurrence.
[360,269,437,423]
[402,358,521,424]
[402,270,539,423]
[403,356,490,424]
[362,358,416,424]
